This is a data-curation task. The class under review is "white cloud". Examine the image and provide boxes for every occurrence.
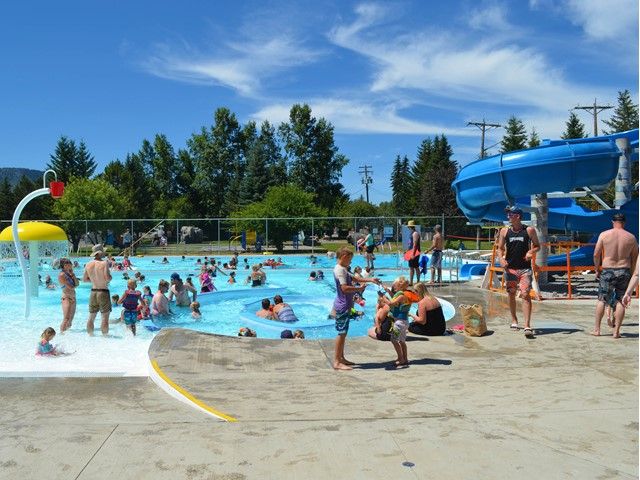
[328,2,610,113]
[141,35,322,97]
[468,2,511,31]
[251,98,476,136]
[564,0,638,41]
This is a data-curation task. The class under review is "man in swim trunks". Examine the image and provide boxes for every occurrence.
[426,224,444,284]
[406,220,421,285]
[497,207,540,337]
[592,213,638,338]
[83,244,112,336]
[256,298,275,319]
[332,247,381,370]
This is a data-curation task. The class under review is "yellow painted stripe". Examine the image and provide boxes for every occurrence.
[151,359,237,422]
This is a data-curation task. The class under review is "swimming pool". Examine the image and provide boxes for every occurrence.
[0,253,459,376]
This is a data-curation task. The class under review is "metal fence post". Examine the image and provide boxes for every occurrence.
[265,219,269,251]
[311,218,315,254]
[217,220,221,253]
[176,219,179,245]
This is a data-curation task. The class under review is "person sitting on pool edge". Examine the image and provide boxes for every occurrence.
[272,295,299,322]
[256,298,275,319]
[408,282,446,336]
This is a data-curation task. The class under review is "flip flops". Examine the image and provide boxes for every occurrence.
[523,327,534,338]
[510,323,519,330]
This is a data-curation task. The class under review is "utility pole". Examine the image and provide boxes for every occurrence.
[467,119,501,158]
[573,99,613,136]
[358,165,373,203]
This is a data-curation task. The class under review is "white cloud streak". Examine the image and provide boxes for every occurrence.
[328,2,609,113]
[141,36,323,97]
[251,98,475,136]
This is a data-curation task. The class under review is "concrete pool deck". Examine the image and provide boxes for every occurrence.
[1,283,637,479]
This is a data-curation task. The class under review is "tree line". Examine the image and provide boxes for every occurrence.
[0,90,636,227]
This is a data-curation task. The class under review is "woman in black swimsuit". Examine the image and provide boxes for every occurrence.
[408,282,446,336]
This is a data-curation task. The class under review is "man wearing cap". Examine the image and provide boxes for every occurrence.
[497,207,540,337]
[407,220,421,285]
[168,272,197,307]
[83,244,112,335]
[592,213,638,338]
[426,224,444,284]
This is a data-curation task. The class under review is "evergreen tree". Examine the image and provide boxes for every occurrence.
[151,134,178,199]
[101,160,126,190]
[527,127,541,148]
[47,136,96,183]
[411,138,434,215]
[12,175,52,219]
[561,112,587,139]
[279,104,349,213]
[419,135,459,215]
[47,136,78,184]
[0,178,14,220]
[603,89,639,134]
[75,140,97,178]
[500,116,527,153]
[390,155,412,215]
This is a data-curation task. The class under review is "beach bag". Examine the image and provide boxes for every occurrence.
[459,304,487,337]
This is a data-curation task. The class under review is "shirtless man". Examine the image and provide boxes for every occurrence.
[497,207,540,337]
[592,213,638,338]
[83,244,112,335]
[168,272,197,307]
[407,220,421,285]
[426,224,444,284]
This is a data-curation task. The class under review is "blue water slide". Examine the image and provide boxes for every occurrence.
[453,129,639,234]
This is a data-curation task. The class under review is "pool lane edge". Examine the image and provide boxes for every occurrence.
[148,358,237,422]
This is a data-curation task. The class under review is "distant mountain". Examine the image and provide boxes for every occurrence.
[0,168,44,186]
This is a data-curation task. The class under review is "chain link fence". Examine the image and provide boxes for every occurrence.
[0,215,530,256]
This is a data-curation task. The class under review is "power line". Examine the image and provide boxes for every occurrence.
[573,99,613,136]
[467,119,501,158]
[358,165,373,203]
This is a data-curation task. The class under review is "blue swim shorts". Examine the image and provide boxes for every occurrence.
[123,310,138,326]
[334,310,350,335]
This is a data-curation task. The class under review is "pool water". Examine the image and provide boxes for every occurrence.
[0,253,459,376]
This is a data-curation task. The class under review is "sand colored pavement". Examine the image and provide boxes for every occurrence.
[0,284,637,479]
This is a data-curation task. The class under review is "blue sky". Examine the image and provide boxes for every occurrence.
[0,0,637,204]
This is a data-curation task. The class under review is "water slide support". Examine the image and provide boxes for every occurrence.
[615,137,631,208]
[531,193,549,284]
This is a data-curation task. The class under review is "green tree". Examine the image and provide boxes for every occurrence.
[175,149,198,212]
[231,184,326,252]
[47,136,96,183]
[279,104,348,213]
[603,89,639,134]
[190,107,243,217]
[500,116,527,153]
[47,136,77,184]
[75,140,97,178]
[53,178,127,250]
[527,127,541,148]
[419,135,459,215]
[561,112,587,139]
[410,139,434,215]
[0,178,14,220]
[12,175,53,219]
[390,155,412,215]
[240,120,286,205]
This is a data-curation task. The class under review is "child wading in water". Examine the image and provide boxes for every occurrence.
[118,279,143,335]
[36,327,60,356]
[190,301,201,319]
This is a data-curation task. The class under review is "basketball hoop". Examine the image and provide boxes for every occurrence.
[43,170,64,199]
[49,181,64,199]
